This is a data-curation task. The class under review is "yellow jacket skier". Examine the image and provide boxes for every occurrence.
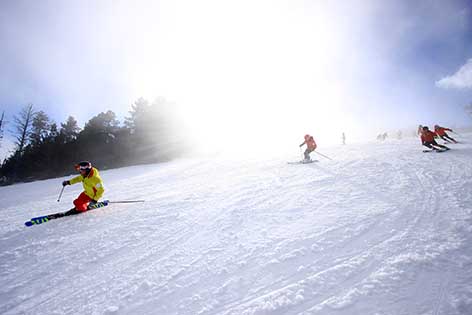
[62,161,104,213]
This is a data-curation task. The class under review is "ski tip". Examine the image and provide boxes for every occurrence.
[24,216,50,226]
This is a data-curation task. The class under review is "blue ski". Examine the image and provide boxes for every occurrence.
[24,200,109,227]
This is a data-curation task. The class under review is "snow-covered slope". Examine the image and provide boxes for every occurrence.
[1,135,472,315]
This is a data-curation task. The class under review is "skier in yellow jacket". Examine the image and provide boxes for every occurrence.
[60,161,105,216]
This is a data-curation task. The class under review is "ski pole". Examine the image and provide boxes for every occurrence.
[107,200,145,204]
[57,186,65,202]
[314,150,333,160]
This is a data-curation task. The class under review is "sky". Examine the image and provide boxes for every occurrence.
[1,0,472,158]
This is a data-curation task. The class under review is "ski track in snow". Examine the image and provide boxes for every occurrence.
[1,135,472,315]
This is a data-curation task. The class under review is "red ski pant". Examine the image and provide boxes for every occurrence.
[73,192,93,212]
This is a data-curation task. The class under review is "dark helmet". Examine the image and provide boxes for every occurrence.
[75,161,92,173]
[422,126,429,131]
[434,124,439,129]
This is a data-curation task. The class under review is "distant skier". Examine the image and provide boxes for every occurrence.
[342,132,346,145]
[434,125,457,143]
[397,130,402,139]
[417,125,423,136]
[58,161,105,217]
[420,126,449,151]
[299,134,317,162]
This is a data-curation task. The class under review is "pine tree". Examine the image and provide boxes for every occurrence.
[79,110,121,168]
[124,97,183,163]
[82,110,120,136]
[124,98,149,133]
[30,111,50,146]
[49,123,59,140]
[60,116,81,143]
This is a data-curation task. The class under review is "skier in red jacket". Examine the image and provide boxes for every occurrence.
[434,125,457,143]
[299,134,317,161]
[420,126,449,151]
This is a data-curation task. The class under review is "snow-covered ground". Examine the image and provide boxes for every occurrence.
[1,135,472,315]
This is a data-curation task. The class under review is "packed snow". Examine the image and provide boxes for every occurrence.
[1,134,472,315]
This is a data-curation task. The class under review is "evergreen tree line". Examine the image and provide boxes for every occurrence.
[0,98,185,185]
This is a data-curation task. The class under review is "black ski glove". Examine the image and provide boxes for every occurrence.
[62,180,70,186]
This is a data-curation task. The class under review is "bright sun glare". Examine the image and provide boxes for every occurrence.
[125,0,355,156]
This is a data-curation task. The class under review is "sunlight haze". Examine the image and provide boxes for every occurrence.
[1,0,472,157]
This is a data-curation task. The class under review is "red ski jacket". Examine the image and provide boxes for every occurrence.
[301,135,317,150]
[421,130,436,143]
[434,127,451,137]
